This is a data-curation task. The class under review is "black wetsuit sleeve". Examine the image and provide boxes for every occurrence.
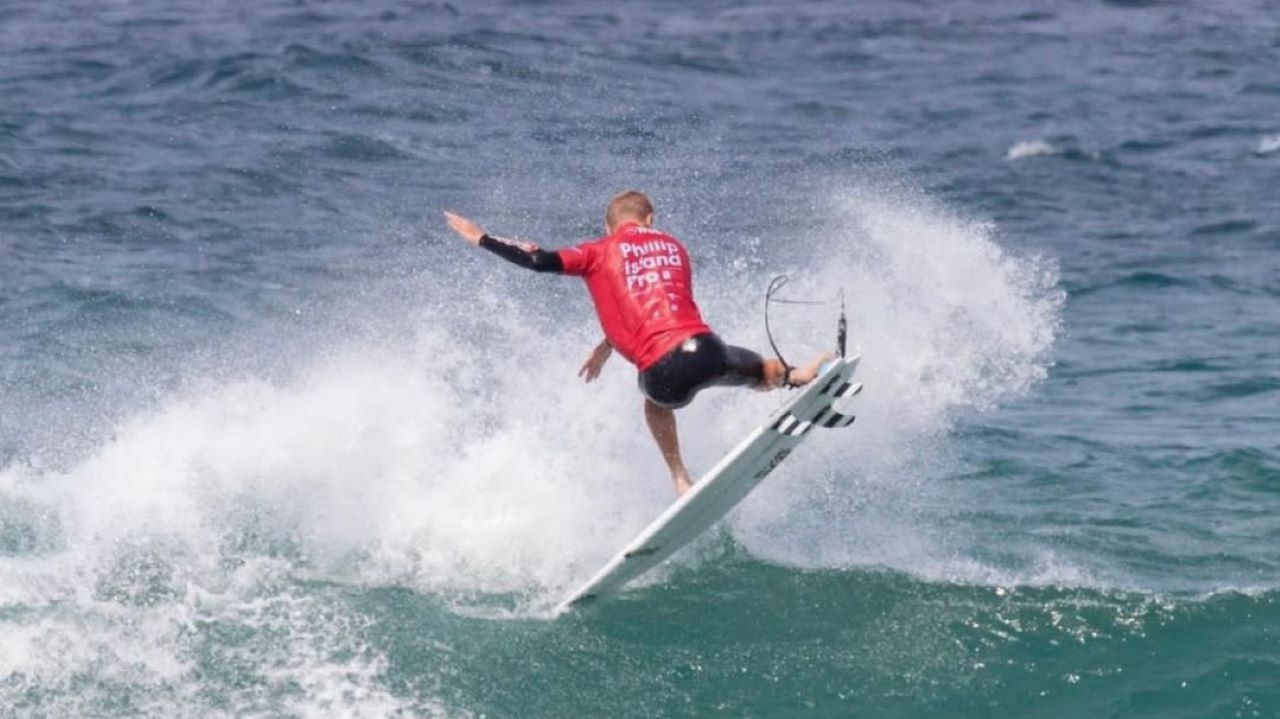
[479,234,565,273]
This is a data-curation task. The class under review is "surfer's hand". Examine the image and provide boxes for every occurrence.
[579,340,612,382]
[443,211,485,246]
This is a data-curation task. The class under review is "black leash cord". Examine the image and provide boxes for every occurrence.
[763,276,801,386]
[764,276,850,382]
[763,275,794,374]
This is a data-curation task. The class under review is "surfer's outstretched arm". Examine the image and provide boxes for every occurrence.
[444,210,564,273]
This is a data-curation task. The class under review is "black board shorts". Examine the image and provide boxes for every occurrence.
[638,333,765,409]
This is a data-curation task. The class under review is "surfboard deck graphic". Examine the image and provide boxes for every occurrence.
[556,355,862,612]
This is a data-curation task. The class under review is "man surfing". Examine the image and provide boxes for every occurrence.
[444,190,829,496]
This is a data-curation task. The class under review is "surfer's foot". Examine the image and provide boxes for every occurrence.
[673,470,694,497]
[763,352,835,389]
[787,352,836,386]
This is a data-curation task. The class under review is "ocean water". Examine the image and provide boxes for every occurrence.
[2,1,1278,716]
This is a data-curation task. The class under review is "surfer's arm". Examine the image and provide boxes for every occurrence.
[477,234,565,273]
[444,210,565,273]
[578,338,612,382]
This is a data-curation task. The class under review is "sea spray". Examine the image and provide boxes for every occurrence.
[727,185,1065,581]
[1,317,649,712]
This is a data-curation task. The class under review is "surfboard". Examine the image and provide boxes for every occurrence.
[556,355,862,612]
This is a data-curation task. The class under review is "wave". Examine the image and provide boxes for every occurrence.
[1069,269,1276,299]
[0,181,1070,714]
[0,182,1065,605]
[1006,139,1058,160]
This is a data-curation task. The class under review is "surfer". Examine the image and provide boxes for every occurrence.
[444,191,830,496]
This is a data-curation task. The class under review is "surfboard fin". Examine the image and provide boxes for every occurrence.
[834,381,863,399]
[811,406,857,429]
[837,288,847,357]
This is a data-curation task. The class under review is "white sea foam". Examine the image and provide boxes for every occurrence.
[1,326,661,591]
[1005,139,1059,160]
[1257,134,1280,155]
[0,312,628,714]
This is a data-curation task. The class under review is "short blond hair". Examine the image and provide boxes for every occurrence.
[605,190,654,230]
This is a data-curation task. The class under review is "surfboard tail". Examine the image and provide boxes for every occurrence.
[556,356,864,611]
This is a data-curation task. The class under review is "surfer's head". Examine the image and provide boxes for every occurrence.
[606,190,654,233]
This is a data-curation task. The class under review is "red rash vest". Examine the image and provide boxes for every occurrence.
[557,222,712,370]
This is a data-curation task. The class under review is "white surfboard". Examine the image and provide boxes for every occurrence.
[556,355,862,612]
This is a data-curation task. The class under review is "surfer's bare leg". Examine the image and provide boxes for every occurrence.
[760,352,834,390]
[644,399,694,496]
